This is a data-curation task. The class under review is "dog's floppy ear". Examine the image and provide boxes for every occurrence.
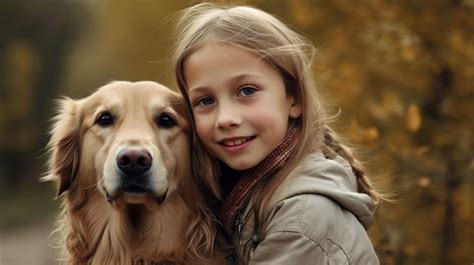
[42,97,81,197]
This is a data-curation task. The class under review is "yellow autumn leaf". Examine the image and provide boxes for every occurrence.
[401,46,417,61]
[417,176,431,188]
[363,126,380,144]
[347,120,380,145]
[407,104,422,132]
[416,146,430,154]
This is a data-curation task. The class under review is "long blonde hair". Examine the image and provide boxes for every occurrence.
[172,3,380,236]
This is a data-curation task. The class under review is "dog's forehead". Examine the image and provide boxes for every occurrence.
[90,81,181,106]
[99,81,176,96]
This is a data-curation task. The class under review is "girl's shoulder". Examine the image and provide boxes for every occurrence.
[268,152,377,229]
[262,193,379,263]
[256,152,378,251]
[265,193,359,239]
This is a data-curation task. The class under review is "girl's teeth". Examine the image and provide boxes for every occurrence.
[224,138,247,146]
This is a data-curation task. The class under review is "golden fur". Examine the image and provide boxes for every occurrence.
[43,81,223,265]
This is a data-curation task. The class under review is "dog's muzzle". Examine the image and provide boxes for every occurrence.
[105,147,168,206]
[115,147,154,194]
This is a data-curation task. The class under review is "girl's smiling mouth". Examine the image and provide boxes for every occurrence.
[219,136,256,152]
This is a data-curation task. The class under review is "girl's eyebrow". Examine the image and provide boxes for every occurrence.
[231,73,262,84]
[188,73,262,94]
[188,87,208,98]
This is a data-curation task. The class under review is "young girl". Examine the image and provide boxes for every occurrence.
[172,3,381,264]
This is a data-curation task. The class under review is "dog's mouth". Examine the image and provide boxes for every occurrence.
[120,182,152,194]
[105,183,168,209]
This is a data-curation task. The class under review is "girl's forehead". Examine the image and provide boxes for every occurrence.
[185,43,277,77]
[185,41,269,72]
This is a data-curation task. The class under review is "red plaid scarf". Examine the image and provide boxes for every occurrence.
[219,128,299,235]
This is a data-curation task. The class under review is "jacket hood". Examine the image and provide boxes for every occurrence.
[271,152,377,229]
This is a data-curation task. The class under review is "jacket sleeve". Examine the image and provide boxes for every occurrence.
[248,230,340,265]
[246,194,380,265]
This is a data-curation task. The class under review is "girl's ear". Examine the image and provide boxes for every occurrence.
[289,98,303,119]
[42,97,81,197]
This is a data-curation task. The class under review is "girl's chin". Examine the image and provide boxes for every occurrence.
[222,157,261,171]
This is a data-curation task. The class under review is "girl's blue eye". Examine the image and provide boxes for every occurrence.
[197,97,214,106]
[239,86,256,96]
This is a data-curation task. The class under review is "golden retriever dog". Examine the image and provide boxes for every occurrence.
[43,81,223,265]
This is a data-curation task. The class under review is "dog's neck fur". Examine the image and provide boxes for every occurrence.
[59,188,212,265]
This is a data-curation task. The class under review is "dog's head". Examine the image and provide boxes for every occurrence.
[43,81,190,210]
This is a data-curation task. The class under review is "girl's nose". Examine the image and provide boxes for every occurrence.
[215,105,241,129]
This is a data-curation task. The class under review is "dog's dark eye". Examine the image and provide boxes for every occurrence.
[156,113,176,128]
[96,112,114,127]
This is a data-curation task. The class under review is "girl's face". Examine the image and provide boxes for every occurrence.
[184,42,302,170]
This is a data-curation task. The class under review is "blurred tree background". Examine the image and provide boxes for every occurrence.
[0,0,472,264]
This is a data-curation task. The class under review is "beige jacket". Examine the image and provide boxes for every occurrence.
[232,152,379,265]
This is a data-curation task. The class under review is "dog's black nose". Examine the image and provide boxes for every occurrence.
[117,148,152,176]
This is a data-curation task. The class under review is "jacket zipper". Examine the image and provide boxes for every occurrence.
[234,210,244,244]
[243,239,254,262]
[231,210,244,264]
[235,210,257,263]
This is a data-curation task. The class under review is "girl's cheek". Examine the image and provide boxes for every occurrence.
[194,119,210,141]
